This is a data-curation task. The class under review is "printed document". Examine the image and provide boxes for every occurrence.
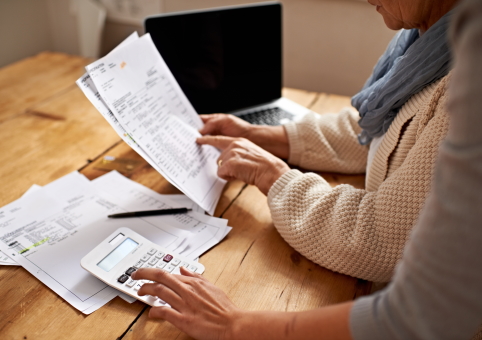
[80,34,225,214]
[0,171,230,313]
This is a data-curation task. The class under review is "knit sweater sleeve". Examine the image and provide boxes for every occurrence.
[268,90,449,282]
[283,108,368,173]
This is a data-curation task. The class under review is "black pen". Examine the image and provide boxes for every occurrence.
[108,208,191,218]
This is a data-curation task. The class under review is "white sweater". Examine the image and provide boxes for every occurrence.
[268,76,449,282]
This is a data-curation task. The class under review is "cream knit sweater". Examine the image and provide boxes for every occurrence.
[268,75,450,282]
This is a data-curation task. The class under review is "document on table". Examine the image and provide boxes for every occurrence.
[80,33,225,215]
[92,171,231,260]
[0,172,187,313]
[0,171,230,313]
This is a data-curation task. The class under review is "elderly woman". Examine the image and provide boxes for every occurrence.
[190,0,458,283]
[131,0,482,338]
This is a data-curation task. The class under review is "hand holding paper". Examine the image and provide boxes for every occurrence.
[77,33,226,215]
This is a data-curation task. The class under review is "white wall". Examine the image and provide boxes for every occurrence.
[0,0,397,96]
[0,0,53,67]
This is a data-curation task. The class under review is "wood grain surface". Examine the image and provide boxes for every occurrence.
[0,53,370,340]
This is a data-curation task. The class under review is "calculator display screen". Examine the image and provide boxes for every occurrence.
[97,238,138,272]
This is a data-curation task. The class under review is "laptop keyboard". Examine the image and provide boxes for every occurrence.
[240,107,295,126]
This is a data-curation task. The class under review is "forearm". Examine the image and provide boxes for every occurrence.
[284,110,367,173]
[247,124,290,159]
[231,302,353,340]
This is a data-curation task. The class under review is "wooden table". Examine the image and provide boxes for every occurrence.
[0,53,369,339]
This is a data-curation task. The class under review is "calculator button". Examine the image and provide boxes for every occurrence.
[147,248,157,255]
[133,260,143,269]
[141,254,151,262]
[133,283,143,291]
[143,263,154,268]
[180,261,190,268]
[171,258,181,266]
[126,279,136,288]
[148,257,159,266]
[125,267,136,276]
[188,265,198,272]
[155,251,165,259]
[165,264,175,273]
[117,274,129,284]
[163,254,173,262]
[156,262,166,269]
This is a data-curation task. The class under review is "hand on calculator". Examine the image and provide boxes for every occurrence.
[132,266,241,340]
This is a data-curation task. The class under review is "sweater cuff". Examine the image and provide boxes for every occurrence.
[350,294,386,340]
[267,169,304,203]
[283,121,304,166]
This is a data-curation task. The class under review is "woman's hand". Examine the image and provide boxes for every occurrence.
[199,114,253,139]
[199,114,290,159]
[131,267,354,340]
[132,267,241,340]
[197,135,290,195]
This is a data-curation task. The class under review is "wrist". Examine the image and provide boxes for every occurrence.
[258,162,290,195]
[226,310,255,340]
[248,125,290,159]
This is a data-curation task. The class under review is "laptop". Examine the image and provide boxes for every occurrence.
[144,1,310,126]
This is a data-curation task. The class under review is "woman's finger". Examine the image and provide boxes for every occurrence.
[179,266,206,280]
[199,117,222,135]
[199,113,223,123]
[196,135,239,150]
[149,305,184,324]
[132,268,188,295]
[137,282,184,310]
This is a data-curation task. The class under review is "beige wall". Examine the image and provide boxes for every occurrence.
[0,0,397,96]
[0,0,53,67]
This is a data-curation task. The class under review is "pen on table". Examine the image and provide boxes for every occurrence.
[108,208,191,218]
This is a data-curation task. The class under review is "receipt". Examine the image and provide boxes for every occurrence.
[84,34,225,215]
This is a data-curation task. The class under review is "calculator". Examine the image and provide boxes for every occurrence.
[81,227,204,307]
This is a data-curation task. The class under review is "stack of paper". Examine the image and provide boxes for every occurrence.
[76,32,225,215]
[0,171,231,314]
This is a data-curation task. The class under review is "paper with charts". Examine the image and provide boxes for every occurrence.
[77,32,225,215]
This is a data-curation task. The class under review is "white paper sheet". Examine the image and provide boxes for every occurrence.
[0,172,188,313]
[0,170,230,311]
[92,171,230,260]
[84,34,225,215]
[163,194,204,214]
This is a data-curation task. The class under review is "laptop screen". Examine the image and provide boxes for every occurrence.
[145,3,282,114]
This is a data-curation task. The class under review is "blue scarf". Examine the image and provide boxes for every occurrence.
[352,10,454,145]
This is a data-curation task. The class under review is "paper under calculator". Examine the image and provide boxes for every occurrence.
[81,227,205,307]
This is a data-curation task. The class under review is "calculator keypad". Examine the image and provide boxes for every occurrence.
[125,267,136,276]
[148,257,159,266]
[126,279,136,288]
[117,274,129,283]
[115,247,202,307]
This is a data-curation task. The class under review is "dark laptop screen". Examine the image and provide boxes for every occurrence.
[145,3,282,114]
